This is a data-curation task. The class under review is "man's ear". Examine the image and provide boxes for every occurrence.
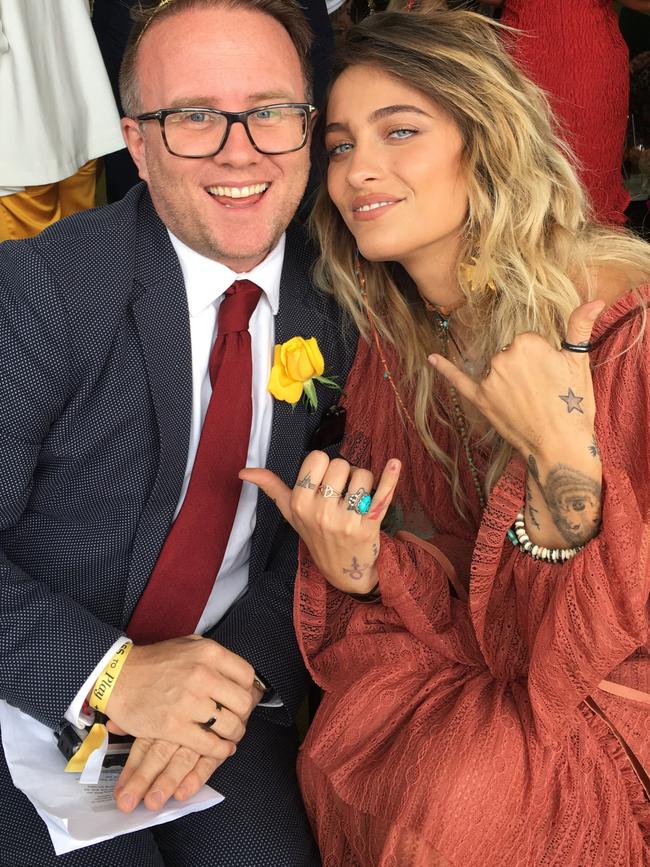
[121,117,150,183]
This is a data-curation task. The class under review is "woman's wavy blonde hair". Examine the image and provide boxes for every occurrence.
[310,7,650,515]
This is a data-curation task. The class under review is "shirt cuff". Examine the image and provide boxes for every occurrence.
[64,638,132,727]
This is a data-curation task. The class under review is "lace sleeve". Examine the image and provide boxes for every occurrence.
[471,293,650,740]
[294,534,480,693]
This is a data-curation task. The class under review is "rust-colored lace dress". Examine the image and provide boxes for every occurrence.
[295,287,650,866]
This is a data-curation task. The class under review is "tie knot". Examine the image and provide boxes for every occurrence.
[218,280,262,334]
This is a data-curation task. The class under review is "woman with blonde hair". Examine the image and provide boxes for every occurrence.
[243,6,650,865]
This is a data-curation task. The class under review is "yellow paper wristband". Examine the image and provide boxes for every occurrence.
[64,722,108,773]
[88,641,133,715]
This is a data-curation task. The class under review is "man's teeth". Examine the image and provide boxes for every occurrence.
[208,183,269,198]
[355,201,394,212]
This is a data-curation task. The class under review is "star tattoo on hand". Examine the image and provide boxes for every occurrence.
[559,387,584,414]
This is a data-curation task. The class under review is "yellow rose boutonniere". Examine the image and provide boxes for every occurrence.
[268,336,339,410]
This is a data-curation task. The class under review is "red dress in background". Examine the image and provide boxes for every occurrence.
[296,287,650,865]
[500,0,629,224]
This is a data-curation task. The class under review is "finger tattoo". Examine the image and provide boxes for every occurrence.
[589,435,600,458]
[296,472,317,490]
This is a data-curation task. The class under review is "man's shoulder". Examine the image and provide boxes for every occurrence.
[32,183,147,261]
[0,184,153,310]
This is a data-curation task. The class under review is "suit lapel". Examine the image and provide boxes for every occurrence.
[123,194,193,620]
[250,223,343,575]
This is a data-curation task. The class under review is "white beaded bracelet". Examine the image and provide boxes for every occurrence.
[507,512,582,563]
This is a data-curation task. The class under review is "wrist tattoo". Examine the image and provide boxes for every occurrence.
[527,454,541,487]
[296,472,317,490]
[525,484,541,530]
[559,387,585,414]
[342,556,372,581]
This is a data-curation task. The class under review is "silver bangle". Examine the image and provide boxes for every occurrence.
[509,512,582,563]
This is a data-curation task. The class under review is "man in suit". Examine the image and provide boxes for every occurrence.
[0,0,355,864]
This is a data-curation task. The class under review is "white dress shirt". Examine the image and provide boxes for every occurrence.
[66,231,284,724]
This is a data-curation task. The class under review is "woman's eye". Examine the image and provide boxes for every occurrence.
[388,128,417,140]
[327,141,353,157]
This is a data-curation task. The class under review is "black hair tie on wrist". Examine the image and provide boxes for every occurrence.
[561,339,592,353]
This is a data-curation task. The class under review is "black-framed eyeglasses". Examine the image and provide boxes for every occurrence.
[135,103,317,158]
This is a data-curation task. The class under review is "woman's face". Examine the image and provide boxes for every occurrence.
[325,65,469,266]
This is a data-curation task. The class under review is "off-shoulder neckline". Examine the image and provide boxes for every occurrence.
[591,282,650,343]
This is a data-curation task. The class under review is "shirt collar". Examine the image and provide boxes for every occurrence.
[168,230,285,318]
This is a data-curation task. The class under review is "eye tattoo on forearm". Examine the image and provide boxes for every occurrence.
[558,387,585,414]
[342,556,372,581]
[296,472,317,490]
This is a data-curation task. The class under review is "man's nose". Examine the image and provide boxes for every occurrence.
[215,120,261,165]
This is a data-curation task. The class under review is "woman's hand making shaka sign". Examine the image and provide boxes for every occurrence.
[429,299,606,550]
[240,453,401,595]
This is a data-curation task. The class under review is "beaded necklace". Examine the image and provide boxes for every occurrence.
[356,261,486,510]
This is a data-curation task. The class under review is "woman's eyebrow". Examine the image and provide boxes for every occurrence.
[325,104,432,134]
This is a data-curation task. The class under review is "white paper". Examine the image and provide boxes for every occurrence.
[0,701,224,855]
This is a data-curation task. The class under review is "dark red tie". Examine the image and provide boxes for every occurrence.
[128,280,262,644]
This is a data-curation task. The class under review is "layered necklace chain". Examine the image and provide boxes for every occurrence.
[427,306,486,510]
[356,259,486,511]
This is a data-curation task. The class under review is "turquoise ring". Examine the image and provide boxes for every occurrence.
[347,487,373,515]
[356,494,373,515]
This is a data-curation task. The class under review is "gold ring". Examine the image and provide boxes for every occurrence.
[499,345,510,352]
[318,484,343,499]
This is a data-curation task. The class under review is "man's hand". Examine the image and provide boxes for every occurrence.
[105,636,259,761]
[113,739,219,813]
[112,678,265,813]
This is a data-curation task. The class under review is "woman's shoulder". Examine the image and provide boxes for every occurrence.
[589,271,649,376]
[586,263,649,309]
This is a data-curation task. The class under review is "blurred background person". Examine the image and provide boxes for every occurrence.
[485,0,650,225]
[0,0,124,240]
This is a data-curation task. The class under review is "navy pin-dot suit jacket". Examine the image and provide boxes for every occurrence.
[0,183,357,731]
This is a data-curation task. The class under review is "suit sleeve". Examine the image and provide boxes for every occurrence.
[0,242,123,728]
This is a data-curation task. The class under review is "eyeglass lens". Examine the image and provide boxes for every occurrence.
[164,106,309,156]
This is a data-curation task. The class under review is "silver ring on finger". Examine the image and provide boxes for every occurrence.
[346,486,370,513]
[318,484,343,499]
[352,490,373,515]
